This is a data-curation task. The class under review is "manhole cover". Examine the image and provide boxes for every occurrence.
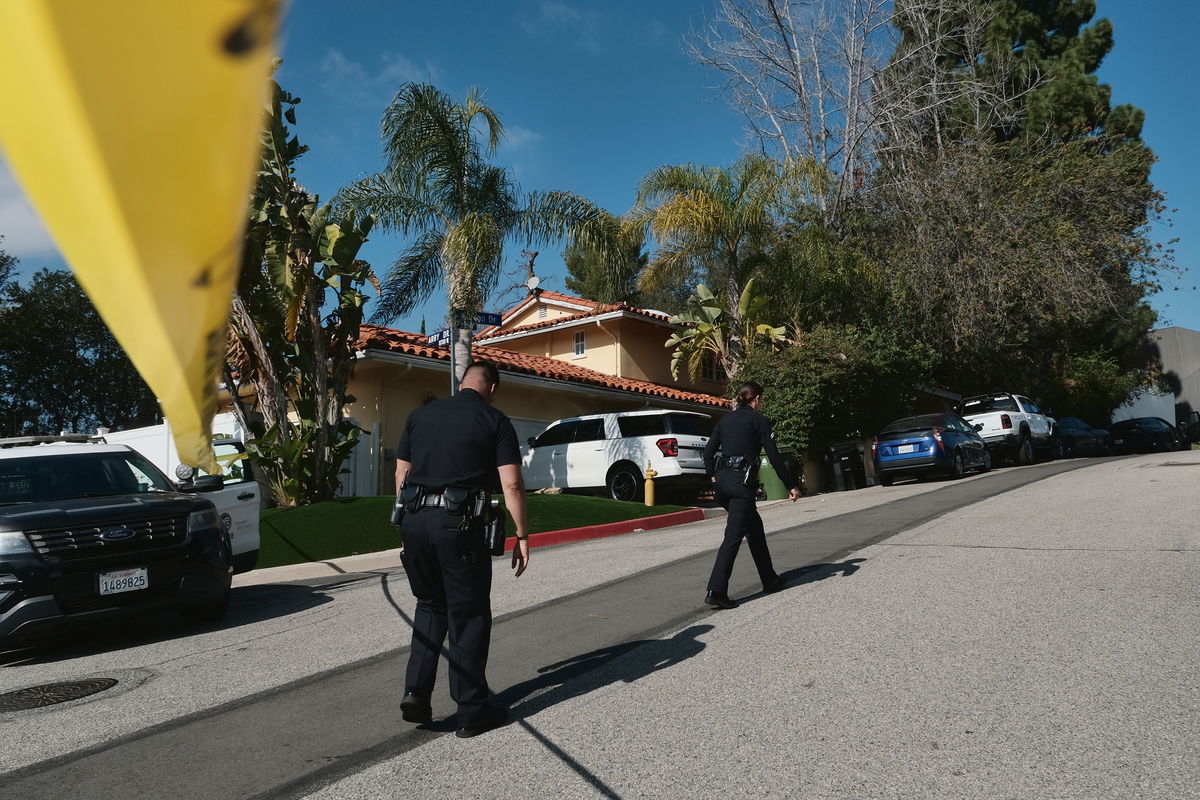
[0,678,118,711]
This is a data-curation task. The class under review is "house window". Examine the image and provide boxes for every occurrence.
[573,331,586,357]
[701,351,721,382]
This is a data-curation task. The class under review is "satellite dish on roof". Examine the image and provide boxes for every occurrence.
[525,275,541,292]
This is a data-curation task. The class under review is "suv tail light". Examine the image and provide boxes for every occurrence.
[932,427,944,451]
[655,438,679,457]
[870,438,878,459]
[1001,414,1012,429]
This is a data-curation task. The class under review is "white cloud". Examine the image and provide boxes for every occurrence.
[317,49,441,109]
[503,125,544,152]
[0,153,61,261]
[520,1,604,53]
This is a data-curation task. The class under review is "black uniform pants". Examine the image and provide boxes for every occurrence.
[400,507,493,725]
[707,470,778,595]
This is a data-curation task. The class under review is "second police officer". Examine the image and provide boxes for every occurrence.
[392,361,531,738]
[702,380,800,609]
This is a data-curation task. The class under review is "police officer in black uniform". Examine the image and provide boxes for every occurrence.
[393,361,531,738]
[702,380,800,609]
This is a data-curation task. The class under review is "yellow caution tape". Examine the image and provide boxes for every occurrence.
[0,1,282,472]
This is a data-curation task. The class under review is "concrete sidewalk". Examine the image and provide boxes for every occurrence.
[305,451,1199,800]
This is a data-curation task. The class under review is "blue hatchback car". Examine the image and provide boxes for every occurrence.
[872,413,992,485]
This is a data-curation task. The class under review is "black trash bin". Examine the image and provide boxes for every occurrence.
[826,441,866,491]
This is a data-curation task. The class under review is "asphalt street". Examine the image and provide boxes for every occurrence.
[1,453,1196,799]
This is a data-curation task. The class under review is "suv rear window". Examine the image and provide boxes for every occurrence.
[958,395,1018,415]
[666,414,714,437]
[618,415,668,438]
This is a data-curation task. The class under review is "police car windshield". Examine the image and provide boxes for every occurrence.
[0,451,175,504]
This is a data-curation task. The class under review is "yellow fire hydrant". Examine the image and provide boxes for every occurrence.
[644,461,657,507]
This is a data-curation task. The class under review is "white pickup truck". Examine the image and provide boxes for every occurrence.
[955,392,1060,465]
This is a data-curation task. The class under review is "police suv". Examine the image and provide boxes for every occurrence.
[0,437,233,644]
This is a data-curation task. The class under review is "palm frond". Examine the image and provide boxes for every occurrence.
[651,191,726,243]
[334,174,442,233]
[463,86,504,155]
[371,230,446,323]
[639,242,697,293]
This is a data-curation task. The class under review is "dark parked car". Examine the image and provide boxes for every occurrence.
[1107,417,1189,454]
[0,440,233,645]
[872,413,991,486]
[1056,417,1113,457]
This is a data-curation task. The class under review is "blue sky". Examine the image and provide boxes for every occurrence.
[1,0,1195,333]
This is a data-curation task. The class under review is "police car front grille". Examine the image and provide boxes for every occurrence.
[24,515,187,562]
[56,584,178,614]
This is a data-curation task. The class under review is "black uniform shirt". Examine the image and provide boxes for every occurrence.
[703,404,796,491]
[396,388,521,492]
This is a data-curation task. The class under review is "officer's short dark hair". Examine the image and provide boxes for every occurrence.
[463,361,500,387]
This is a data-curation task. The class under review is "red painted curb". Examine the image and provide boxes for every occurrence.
[503,508,707,552]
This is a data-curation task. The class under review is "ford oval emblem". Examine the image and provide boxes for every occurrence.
[101,526,136,542]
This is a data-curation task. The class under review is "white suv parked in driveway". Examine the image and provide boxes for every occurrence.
[522,410,716,502]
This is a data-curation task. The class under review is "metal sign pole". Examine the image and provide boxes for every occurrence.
[448,313,458,396]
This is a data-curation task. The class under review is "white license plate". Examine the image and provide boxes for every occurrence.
[99,567,148,595]
[897,444,916,454]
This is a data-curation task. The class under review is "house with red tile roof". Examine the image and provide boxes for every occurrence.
[475,289,728,394]
[338,292,731,495]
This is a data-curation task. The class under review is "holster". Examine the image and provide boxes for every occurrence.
[442,486,471,515]
[483,500,506,556]
[391,484,424,526]
[720,455,759,487]
[401,484,425,513]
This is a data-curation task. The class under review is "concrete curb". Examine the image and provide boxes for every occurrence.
[234,506,726,588]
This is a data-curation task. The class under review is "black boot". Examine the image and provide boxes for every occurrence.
[401,689,432,725]
[455,704,509,738]
[704,591,738,609]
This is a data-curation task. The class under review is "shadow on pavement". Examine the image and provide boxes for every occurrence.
[778,558,865,588]
[731,558,866,605]
[0,583,334,667]
[497,623,714,719]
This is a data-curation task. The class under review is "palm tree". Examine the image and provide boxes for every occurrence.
[626,154,793,377]
[338,83,614,386]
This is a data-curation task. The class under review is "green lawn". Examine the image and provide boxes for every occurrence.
[257,493,689,569]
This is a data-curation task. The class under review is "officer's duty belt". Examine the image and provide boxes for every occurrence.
[418,493,451,508]
[719,455,752,470]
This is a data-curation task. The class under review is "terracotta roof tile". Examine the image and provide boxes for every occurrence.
[528,290,600,309]
[477,301,673,341]
[357,324,729,409]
